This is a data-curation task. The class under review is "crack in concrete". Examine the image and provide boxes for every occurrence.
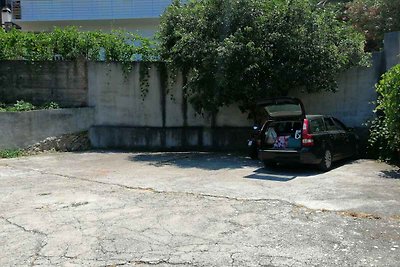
[61,201,90,209]
[0,216,47,236]
[30,240,48,267]
[105,258,197,266]
[148,154,196,167]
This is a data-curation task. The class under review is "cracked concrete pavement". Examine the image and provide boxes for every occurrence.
[0,152,399,266]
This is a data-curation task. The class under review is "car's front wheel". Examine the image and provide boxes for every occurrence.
[319,149,332,171]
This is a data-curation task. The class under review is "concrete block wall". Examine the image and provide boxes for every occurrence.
[0,60,88,107]
[0,108,94,149]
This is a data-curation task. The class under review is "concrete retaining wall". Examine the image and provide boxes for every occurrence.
[88,62,252,128]
[88,62,252,150]
[290,52,384,128]
[0,60,88,107]
[0,108,94,150]
[384,31,400,70]
[290,32,399,129]
[89,126,250,151]
[1,32,399,151]
[88,30,400,150]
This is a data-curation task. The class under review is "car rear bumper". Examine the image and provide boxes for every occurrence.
[258,148,321,165]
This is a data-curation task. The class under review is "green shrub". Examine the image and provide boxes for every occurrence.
[0,101,61,112]
[10,100,36,112]
[42,102,60,110]
[369,64,400,161]
[0,26,157,62]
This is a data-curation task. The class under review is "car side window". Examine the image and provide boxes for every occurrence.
[310,118,326,133]
[332,118,347,131]
[324,118,338,131]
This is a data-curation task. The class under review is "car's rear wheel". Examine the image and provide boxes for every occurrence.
[319,149,332,171]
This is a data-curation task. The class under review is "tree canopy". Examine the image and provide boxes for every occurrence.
[345,0,400,51]
[158,0,367,115]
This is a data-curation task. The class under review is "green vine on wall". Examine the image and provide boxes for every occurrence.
[139,62,151,100]
[0,27,158,98]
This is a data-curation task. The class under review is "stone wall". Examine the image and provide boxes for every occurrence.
[0,60,88,107]
[0,108,94,149]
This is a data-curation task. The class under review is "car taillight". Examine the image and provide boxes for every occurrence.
[302,119,314,147]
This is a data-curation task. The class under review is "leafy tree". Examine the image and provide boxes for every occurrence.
[158,0,366,116]
[345,0,400,51]
[369,64,400,162]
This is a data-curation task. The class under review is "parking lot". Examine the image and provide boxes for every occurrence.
[0,152,399,266]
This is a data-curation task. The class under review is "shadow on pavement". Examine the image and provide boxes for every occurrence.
[128,152,261,170]
[244,164,320,182]
[379,170,400,179]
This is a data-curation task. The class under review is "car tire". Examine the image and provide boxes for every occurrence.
[263,160,276,168]
[352,144,360,160]
[249,146,258,160]
[319,149,333,171]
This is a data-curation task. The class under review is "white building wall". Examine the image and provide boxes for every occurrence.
[14,0,172,36]
[19,0,171,21]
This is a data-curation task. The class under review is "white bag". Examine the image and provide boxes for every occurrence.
[265,127,277,145]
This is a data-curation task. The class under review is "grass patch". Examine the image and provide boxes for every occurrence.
[0,149,25,159]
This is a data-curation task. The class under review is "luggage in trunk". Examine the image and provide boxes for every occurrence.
[264,121,302,150]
